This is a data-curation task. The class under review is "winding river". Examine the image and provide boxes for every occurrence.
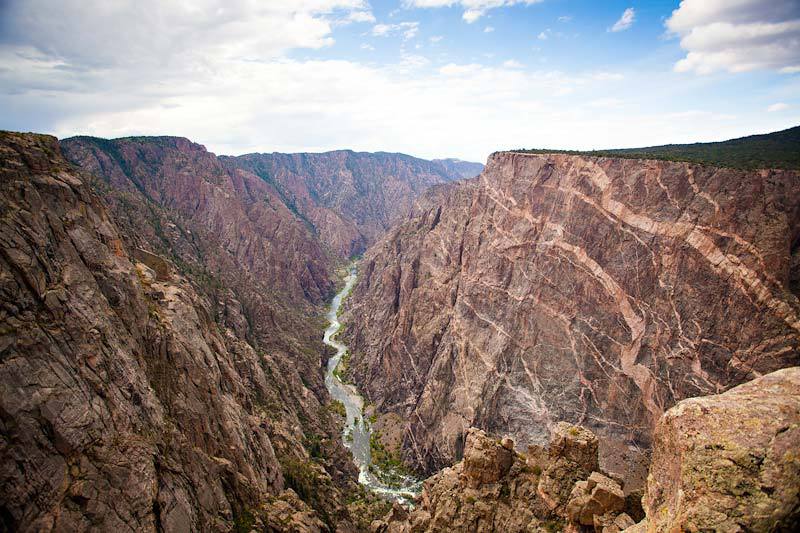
[323,267,421,503]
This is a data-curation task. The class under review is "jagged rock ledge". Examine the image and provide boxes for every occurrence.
[372,367,800,532]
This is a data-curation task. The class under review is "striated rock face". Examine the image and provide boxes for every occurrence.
[227,151,473,257]
[0,133,357,531]
[343,151,800,476]
[639,366,800,532]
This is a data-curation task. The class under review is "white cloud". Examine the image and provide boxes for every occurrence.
[430,35,444,42]
[503,59,524,68]
[0,0,369,70]
[538,29,550,40]
[345,10,377,23]
[1,0,796,163]
[767,102,789,112]
[666,0,800,74]
[371,21,420,39]
[484,26,495,33]
[610,7,635,32]
[403,1,544,24]
[558,15,572,23]
[360,43,375,50]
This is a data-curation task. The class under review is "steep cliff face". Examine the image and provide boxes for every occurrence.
[227,151,472,257]
[343,152,800,477]
[0,133,358,531]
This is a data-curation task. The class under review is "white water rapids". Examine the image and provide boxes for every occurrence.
[323,267,421,503]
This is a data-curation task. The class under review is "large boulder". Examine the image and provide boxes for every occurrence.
[641,367,800,532]
[538,423,600,512]
[566,472,626,526]
[461,428,514,489]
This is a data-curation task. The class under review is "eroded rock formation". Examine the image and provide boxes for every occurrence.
[342,151,800,478]
[372,424,637,532]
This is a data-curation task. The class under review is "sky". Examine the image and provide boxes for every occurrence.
[0,0,798,162]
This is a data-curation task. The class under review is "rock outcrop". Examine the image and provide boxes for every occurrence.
[373,368,800,533]
[538,423,600,513]
[372,424,635,532]
[342,151,800,478]
[637,366,800,532]
[227,151,473,257]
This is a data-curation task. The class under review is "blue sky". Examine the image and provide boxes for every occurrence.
[0,0,798,161]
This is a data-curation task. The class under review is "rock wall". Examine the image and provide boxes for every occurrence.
[343,151,800,476]
[0,133,357,531]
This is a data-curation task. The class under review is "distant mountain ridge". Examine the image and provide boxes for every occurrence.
[225,150,481,257]
[515,125,800,170]
[432,158,485,179]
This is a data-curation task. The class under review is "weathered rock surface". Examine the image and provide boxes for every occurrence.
[539,423,600,513]
[566,472,625,526]
[343,152,800,478]
[0,133,360,531]
[374,423,635,533]
[228,151,474,257]
[461,428,514,488]
[637,366,800,532]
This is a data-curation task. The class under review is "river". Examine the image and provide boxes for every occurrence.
[323,266,421,503]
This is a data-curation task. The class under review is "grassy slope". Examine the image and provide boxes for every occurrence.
[514,125,800,170]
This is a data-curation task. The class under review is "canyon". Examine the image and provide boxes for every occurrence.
[0,132,475,532]
[1,127,799,532]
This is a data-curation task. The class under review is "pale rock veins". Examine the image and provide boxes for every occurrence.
[343,151,800,476]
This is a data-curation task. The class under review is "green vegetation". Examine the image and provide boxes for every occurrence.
[232,508,256,533]
[278,455,329,515]
[345,486,393,531]
[514,125,800,170]
[333,350,352,383]
[327,399,346,418]
[368,429,416,489]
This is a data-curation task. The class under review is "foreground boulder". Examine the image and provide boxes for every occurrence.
[538,423,600,513]
[462,428,514,488]
[637,367,800,532]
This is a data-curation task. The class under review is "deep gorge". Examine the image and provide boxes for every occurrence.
[1,128,799,532]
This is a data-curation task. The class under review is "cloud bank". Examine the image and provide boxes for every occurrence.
[666,0,800,74]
